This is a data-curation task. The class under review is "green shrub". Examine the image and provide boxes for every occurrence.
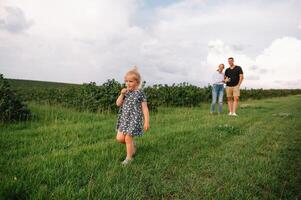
[0,74,31,122]
[8,77,301,113]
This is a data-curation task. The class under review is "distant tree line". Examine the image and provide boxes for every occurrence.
[2,72,300,123]
[7,76,301,113]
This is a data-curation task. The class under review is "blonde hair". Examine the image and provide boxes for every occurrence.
[125,66,141,85]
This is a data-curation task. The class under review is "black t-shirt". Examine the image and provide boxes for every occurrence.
[225,66,243,87]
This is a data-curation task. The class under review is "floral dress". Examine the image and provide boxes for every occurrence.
[116,89,147,136]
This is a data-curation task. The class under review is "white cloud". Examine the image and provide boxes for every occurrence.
[0,6,33,33]
[206,37,301,89]
[0,0,139,83]
[255,37,301,88]
[2,0,136,39]
[0,0,300,88]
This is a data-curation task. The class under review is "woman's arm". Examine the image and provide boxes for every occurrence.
[224,76,231,83]
[142,101,150,131]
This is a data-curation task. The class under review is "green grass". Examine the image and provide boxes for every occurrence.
[7,78,79,90]
[1,95,300,199]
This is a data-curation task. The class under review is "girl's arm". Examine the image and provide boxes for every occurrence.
[142,101,150,131]
[116,88,127,107]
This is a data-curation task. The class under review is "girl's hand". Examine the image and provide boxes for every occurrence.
[116,88,127,106]
[121,88,127,95]
[144,122,150,132]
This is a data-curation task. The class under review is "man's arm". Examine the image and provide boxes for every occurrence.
[238,74,244,87]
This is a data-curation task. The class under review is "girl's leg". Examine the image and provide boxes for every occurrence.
[125,134,134,160]
[116,132,126,144]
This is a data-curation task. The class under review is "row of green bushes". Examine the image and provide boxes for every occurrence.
[3,72,301,122]
[0,74,31,122]
[11,78,301,113]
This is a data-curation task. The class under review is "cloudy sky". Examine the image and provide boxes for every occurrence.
[0,0,301,88]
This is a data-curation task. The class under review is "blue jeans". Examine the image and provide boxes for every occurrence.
[211,84,224,113]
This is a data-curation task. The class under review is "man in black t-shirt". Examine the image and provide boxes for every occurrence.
[224,57,244,116]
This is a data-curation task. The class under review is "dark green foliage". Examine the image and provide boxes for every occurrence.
[238,88,301,100]
[0,74,31,122]
[78,80,122,112]
[11,79,122,113]
[144,83,212,107]
[8,78,301,113]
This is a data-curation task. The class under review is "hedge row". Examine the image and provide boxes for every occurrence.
[9,78,301,113]
[0,74,31,122]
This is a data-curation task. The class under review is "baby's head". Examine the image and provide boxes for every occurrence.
[124,66,141,90]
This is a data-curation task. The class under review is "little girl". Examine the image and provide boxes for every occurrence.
[116,67,150,165]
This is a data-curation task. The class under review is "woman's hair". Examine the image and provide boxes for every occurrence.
[125,66,141,85]
[217,63,224,71]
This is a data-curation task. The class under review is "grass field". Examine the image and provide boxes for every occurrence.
[1,95,300,199]
[7,79,79,90]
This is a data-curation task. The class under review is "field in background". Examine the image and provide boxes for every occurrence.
[1,95,300,199]
[7,78,79,89]
[6,78,301,113]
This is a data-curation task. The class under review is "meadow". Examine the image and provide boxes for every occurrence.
[1,95,300,199]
